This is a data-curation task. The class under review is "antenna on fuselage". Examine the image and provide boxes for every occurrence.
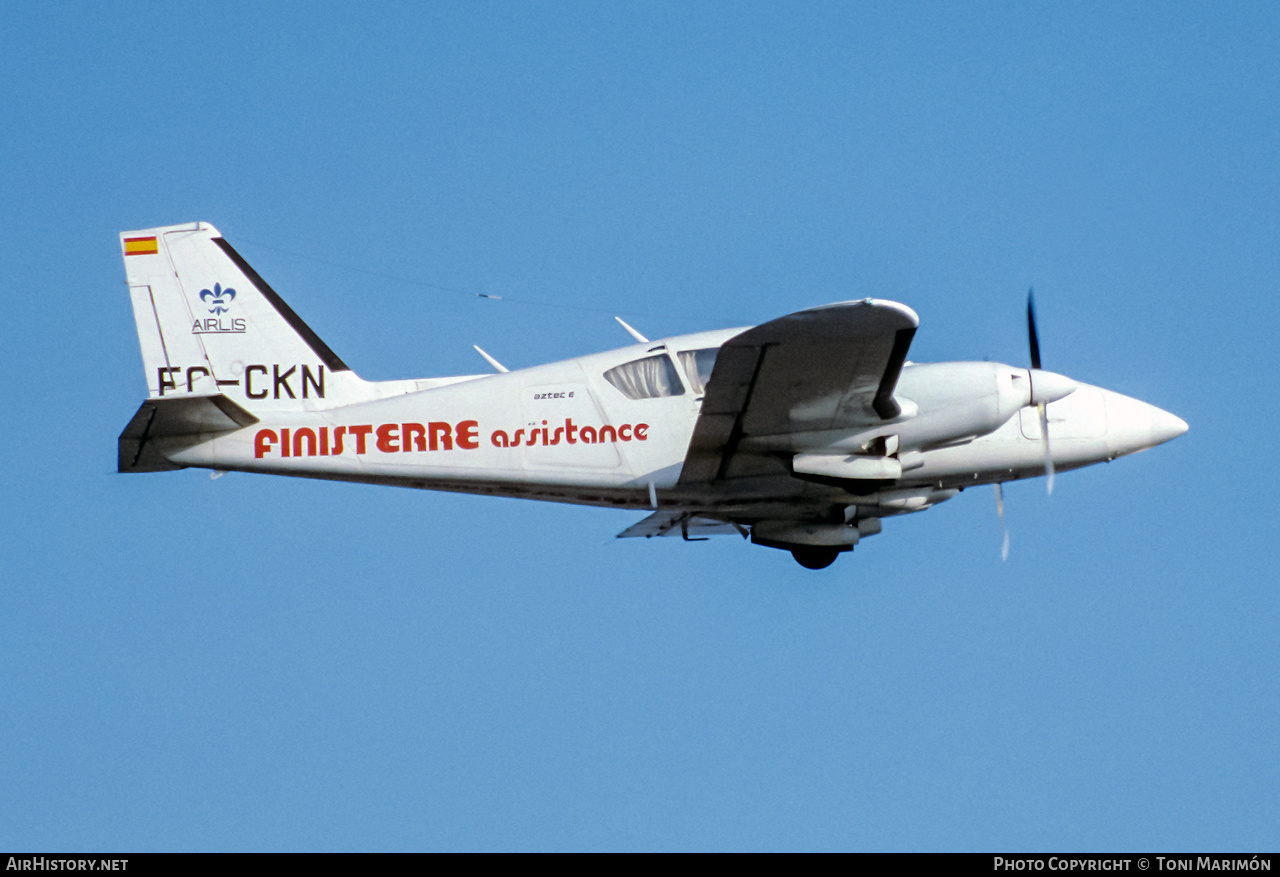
[473,345,509,374]
[614,317,649,344]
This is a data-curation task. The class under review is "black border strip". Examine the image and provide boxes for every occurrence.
[212,237,350,372]
[872,327,916,420]
[714,344,770,481]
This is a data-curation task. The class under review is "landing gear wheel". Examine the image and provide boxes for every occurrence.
[791,546,841,570]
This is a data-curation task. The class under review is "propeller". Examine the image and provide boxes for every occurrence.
[995,291,1068,560]
[995,482,1010,561]
[1026,291,1042,370]
[1027,290,1055,495]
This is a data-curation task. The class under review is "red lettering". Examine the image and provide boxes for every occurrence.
[456,420,479,450]
[376,423,400,453]
[429,422,453,451]
[254,429,278,458]
[485,421,648,447]
[403,422,426,452]
[332,426,347,455]
[319,426,330,455]
[348,424,373,454]
[293,427,317,457]
[280,428,291,457]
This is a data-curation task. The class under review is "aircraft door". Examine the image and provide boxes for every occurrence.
[591,350,701,480]
[518,380,622,471]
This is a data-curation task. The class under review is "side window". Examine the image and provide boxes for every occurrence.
[677,348,719,396]
[603,354,685,400]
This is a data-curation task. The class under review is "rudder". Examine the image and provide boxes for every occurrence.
[121,222,366,412]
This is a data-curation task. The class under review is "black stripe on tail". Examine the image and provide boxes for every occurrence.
[212,237,350,372]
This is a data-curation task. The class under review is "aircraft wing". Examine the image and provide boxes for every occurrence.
[679,299,918,484]
[617,510,745,539]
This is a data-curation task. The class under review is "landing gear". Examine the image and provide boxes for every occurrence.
[790,546,842,570]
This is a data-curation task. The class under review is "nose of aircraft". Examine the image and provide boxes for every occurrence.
[1105,391,1188,456]
[1150,406,1189,445]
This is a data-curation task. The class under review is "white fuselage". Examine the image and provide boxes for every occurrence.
[117,222,1187,566]
[158,326,1185,521]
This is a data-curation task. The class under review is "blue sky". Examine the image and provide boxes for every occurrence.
[2,1,1276,851]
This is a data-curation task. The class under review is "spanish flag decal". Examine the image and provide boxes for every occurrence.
[124,236,159,256]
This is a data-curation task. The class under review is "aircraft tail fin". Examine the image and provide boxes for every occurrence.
[121,222,370,412]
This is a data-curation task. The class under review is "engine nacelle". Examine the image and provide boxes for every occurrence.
[884,362,1074,453]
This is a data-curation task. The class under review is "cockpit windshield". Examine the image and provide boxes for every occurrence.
[603,354,685,400]
[677,348,719,396]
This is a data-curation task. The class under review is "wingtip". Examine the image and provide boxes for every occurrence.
[809,298,920,328]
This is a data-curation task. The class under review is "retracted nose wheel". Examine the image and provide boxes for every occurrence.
[791,546,841,570]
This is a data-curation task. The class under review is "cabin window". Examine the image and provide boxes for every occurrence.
[677,348,719,396]
[603,354,685,400]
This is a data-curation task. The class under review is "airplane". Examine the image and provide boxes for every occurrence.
[117,221,1187,569]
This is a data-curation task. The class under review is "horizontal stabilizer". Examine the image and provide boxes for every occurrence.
[119,394,258,473]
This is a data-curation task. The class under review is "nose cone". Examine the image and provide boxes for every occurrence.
[1150,407,1189,446]
[1105,391,1188,456]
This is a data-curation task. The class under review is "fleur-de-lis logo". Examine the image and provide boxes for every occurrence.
[199,282,236,315]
